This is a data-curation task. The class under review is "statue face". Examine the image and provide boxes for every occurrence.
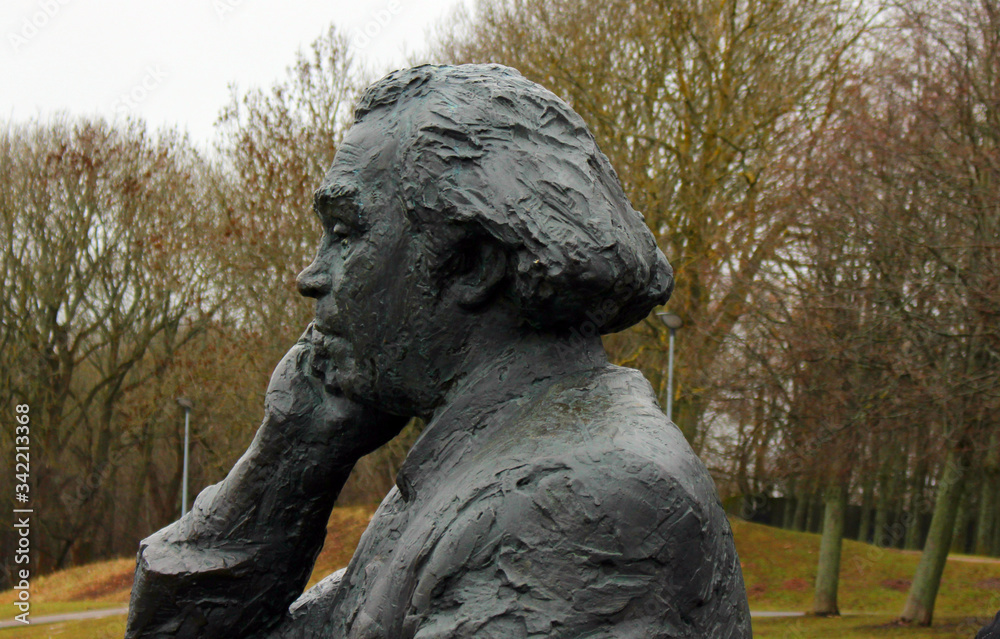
[297,116,448,414]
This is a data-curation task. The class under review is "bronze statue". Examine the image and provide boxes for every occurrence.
[979,611,1000,639]
[126,64,751,638]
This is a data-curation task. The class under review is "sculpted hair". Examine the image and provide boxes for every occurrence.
[355,63,673,334]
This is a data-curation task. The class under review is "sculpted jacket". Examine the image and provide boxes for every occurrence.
[126,364,752,638]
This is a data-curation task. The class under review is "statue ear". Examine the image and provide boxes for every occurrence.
[447,239,508,310]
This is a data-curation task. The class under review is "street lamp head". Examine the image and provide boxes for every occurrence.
[176,397,194,410]
[656,311,683,331]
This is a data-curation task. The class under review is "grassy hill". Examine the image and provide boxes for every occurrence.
[731,519,999,638]
[2,510,997,638]
[731,519,1000,616]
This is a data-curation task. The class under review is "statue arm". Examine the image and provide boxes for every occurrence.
[125,331,406,639]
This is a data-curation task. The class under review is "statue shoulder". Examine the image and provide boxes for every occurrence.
[410,366,750,637]
[493,441,724,555]
[419,414,748,637]
[504,364,722,515]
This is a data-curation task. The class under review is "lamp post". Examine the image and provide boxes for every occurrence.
[176,397,193,517]
[656,311,683,423]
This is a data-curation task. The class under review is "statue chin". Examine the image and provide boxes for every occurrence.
[305,327,355,396]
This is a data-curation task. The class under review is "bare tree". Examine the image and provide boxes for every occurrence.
[0,118,221,572]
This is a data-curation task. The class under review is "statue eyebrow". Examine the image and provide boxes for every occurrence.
[313,184,361,224]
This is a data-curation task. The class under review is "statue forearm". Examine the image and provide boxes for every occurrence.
[124,411,359,639]
[125,333,407,638]
[185,408,357,542]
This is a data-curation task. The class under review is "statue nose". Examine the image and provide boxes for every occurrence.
[296,262,331,298]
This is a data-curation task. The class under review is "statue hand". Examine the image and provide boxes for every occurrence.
[263,323,408,463]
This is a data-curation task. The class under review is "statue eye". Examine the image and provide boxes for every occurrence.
[332,222,351,238]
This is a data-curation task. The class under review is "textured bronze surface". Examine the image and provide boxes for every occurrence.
[126,64,750,639]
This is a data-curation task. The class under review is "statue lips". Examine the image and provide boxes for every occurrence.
[307,323,352,392]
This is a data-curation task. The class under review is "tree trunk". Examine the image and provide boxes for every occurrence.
[782,478,797,529]
[858,478,874,542]
[905,457,928,549]
[874,460,892,546]
[975,433,999,556]
[813,483,848,616]
[994,506,1000,557]
[793,480,810,531]
[889,461,907,548]
[950,485,970,554]
[900,448,970,625]
[806,491,820,533]
[673,394,707,451]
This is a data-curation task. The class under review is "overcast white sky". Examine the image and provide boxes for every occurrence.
[2,0,466,145]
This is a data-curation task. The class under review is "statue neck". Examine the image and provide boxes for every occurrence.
[430,326,608,422]
[396,328,609,501]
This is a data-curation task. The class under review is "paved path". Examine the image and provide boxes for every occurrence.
[898,550,1000,565]
[0,606,804,629]
[0,606,129,629]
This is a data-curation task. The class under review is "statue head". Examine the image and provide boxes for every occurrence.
[297,64,672,414]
